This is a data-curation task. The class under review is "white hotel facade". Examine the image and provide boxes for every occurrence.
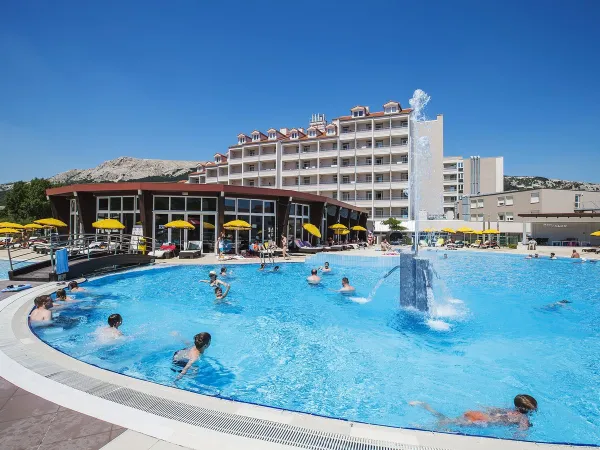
[188,100,503,226]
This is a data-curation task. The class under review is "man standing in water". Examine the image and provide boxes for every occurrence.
[307,269,321,285]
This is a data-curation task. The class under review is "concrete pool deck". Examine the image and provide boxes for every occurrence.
[0,264,596,449]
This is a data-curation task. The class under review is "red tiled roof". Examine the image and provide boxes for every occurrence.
[335,108,412,121]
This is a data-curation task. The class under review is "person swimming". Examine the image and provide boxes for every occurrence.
[220,267,228,277]
[30,295,53,322]
[258,263,266,271]
[330,277,355,293]
[307,269,321,285]
[443,254,448,259]
[200,271,229,288]
[318,262,332,273]
[550,252,557,260]
[172,332,211,379]
[55,288,75,302]
[68,281,85,292]
[271,265,280,272]
[96,314,124,341]
[544,299,572,309]
[214,284,230,301]
[409,394,537,431]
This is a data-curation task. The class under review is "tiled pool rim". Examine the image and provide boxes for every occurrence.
[0,271,592,450]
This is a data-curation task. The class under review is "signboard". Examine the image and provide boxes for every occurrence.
[130,225,145,252]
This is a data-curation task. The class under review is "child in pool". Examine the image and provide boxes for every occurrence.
[68,281,85,292]
[96,314,123,342]
[214,285,230,300]
[409,394,537,431]
[30,295,53,323]
[172,332,211,379]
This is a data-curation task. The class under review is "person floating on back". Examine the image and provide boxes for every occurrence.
[318,262,332,273]
[68,280,85,292]
[307,269,321,285]
[172,332,211,380]
[409,394,537,431]
[30,295,53,323]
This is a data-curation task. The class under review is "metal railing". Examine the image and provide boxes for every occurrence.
[6,233,155,276]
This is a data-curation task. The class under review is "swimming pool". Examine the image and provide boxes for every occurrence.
[0,259,15,279]
[31,252,600,445]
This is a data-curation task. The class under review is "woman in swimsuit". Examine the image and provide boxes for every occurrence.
[172,332,211,380]
[410,394,537,431]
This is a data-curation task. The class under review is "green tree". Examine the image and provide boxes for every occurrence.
[4,178,52,223]
[381,217,407,232]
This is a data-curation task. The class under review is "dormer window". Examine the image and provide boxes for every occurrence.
[252,133,260,142]
[308,130,316,137]
[352,110,365,118]
[291,132,298,139]
[268,132,276,140]
[327,128,335,135]
[215,157,221,163]
[238,137,246,145]
[385,106,398,114]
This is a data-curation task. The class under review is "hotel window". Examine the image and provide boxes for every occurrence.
[366,192,372,200]
[342,192,350,201]
[303,177,311,185]
[401,156,408,164]
[303,145,311,152]
[291,132,298,139]
[458,184,464,193]
[342,142,350,150]
[342,126,350,133]
[375,157,383,165]
[498,213,505,221]
[215,157,220,163]
[376,174,384,183]
[497,196,505,206]
[400,121,408,128]
[238,137,245,145]
[309,130,316,137]
[252,134,260,141]
[303,161,310,169]
[332,192,337,199]
[506,212,514,221]
[375,191,383,200]
[268,132,276,140]
[366,124,372,131]
[248,164,255,172]
[375,208,384,217]
[375,123,383,130]
[575,194,582,208]
[470,200,477,209]
[530,192,540,204]
[366,140,372,148]
[342,176,350,184]
[353,110,364,117]
[385,106,398,114]
[505,196,514,206]
[458,161,464,171]
[458,173,464,181]
[333,175,338,183]
[401,138,408,145]
[366,174,372,182]
[294,161,299,169]
[375,140,384,148]
[327,127,335,135]
[366,157,372,165]
[477,199,484,208]
[248,180,255,186]
[248,149,255,156]
[332,142,338,150]
[342,159,350,167]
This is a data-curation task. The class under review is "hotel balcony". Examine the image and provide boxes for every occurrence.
[243,170,259,178]
[260,152,277,161]
[390,162,408,171]
[355,146,374,157]
[339,182,356,191]
[229,172,243,180]
[281,152,299,161]
[243,154,260,163]
[297,183,317,192]
[354,129,372,139]
[299,166,319,176]
[339,165,356,175]
[356,164,373,174]
[390,178,409,189]
[373,127,392,138]
[443,167,458,174]
[390,144,409,154]
[318,149,338,158]
[318,164,338,174]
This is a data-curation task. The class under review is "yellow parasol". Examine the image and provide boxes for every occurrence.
[0,228,20,234]
[203,222,215,230]
[24,223,44,230]
[441,227,456,234]
[483,229,500,234]
[423,227,436,233]
[335,229,351,235]
[92,219,125,230]
[303,223,322,238]
[329,223,348,230]
[165,220,195,251]
[351,225,367,231]
[590,231,600,237]
[456,226,474,233]
[223,219,251,230]
[34,218,67,228]
[0,222,24,229]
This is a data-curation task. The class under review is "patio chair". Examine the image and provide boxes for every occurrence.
[179,240,203,259]
[148,243,177,259]
[472,239,482,248]
[296,240,323,254]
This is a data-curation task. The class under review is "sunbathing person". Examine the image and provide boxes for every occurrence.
[307,269,321,285]
[200,271,229,288]
[30,295,53,323]
[318,262,332,273]
[172,332,211,379]
[68,281,85,292]
[409,394,537,431]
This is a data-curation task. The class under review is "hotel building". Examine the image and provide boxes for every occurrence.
[187,99,503,228]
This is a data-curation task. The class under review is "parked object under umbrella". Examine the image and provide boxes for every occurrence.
[92,218,125,254]
[223,219,252,254]
[164,220,195,252]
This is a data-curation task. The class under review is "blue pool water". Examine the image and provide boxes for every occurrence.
[32,252,600,445]
[0,259,15,279]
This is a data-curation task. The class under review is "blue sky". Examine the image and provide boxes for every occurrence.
[1,1,599,183]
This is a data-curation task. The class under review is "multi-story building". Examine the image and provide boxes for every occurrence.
[442,156,504,219]
[187,98,502,228]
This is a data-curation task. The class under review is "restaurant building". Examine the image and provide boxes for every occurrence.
[46,182,368,253]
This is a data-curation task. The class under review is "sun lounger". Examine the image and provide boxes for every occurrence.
[296,240,323,254]
[179,241,202,259]
[148,244,177,259]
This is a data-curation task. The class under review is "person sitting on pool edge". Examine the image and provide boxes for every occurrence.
[318,262,332,273]
[172,332,211,379]
[214,284,230,301]
[68,280,85,292]
[199,271,229,288]
[307,269,321,285]
[30,295,53,322]
[409,394,537,431]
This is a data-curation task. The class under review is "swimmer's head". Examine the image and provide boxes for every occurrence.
[558,299,571,304]
[260,263,265,269]
[56,288,67,300]
[214,286,222,295]
[209,271,217,279]
[220,267,227,274]
[342,277,349,286]
[34,295,51,309]
[68,281,79,290]
[551,253,556,257]
[194,332,211,350]
[514,395,537,414]
[324,262,329,268]
[108,314,122,328]
[311,269,317,275]
[273,266,279,271]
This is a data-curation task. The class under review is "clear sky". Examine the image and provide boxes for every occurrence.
[1,1,599,184]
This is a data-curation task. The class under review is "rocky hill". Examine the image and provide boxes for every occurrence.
[504,176,600,192]
[49,156,198,184]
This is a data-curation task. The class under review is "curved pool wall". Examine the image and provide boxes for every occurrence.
[2,284,582,450]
